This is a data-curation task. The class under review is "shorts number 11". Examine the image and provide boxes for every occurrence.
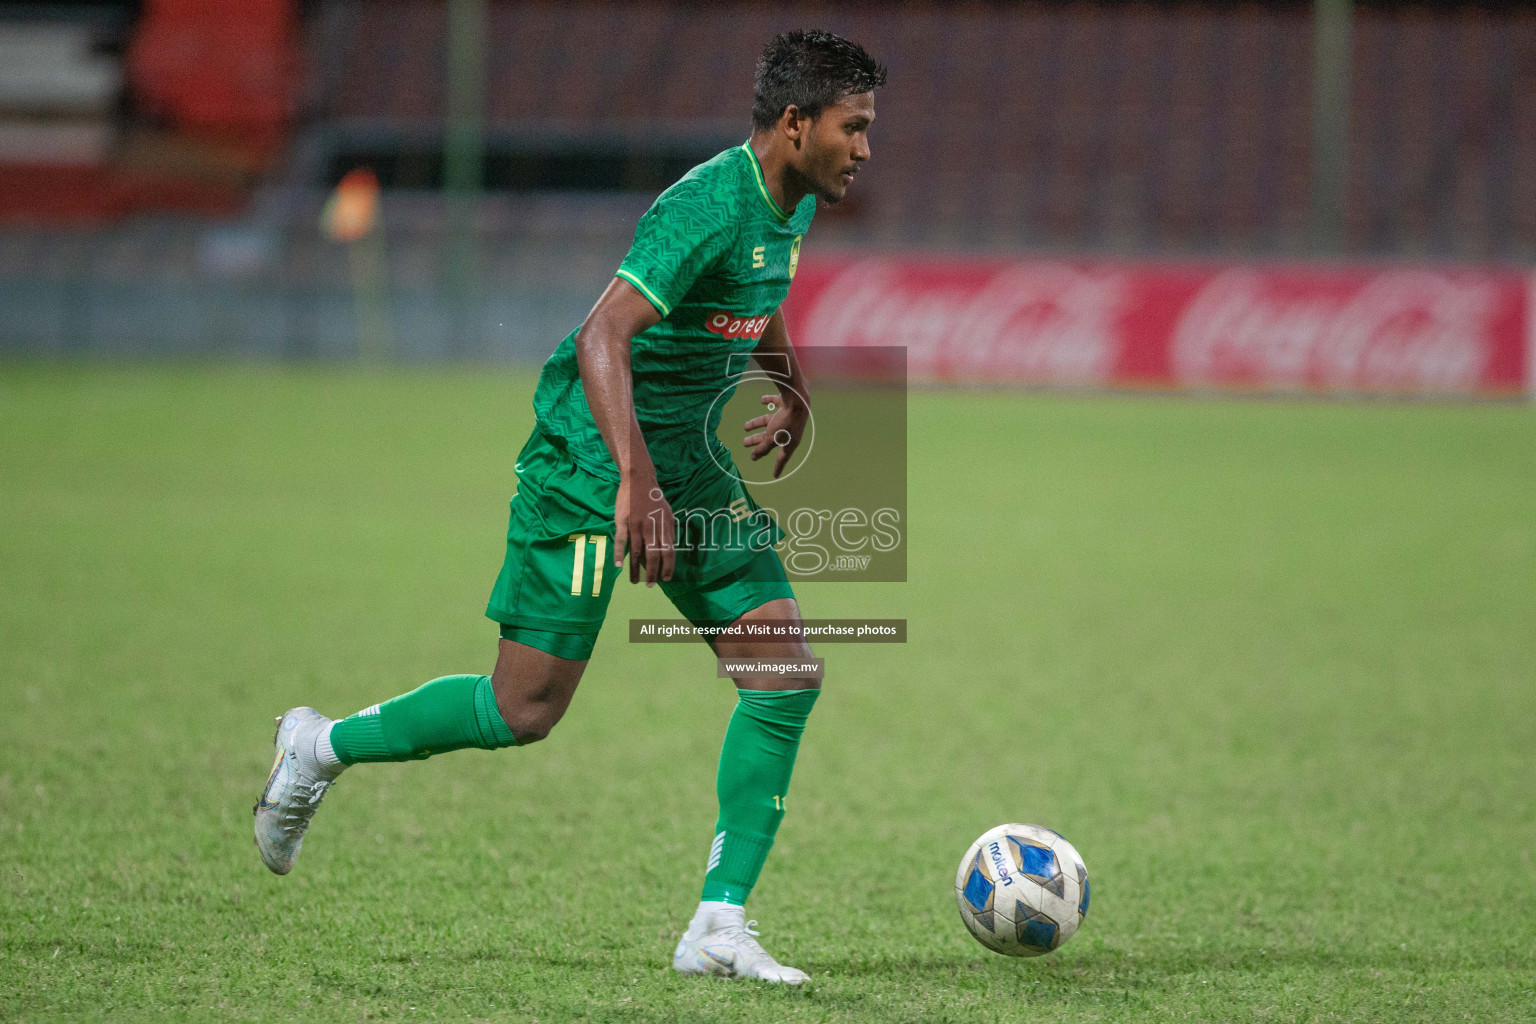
[568,533,606,597]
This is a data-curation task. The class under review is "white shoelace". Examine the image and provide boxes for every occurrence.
[719,918,772,961]
[278,775,331,832]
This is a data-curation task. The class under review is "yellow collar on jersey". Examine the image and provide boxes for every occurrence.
[740,141,790,222]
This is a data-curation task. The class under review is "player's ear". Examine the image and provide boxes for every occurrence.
[782,105,805,150]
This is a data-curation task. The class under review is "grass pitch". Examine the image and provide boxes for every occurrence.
[2,367,1534,1023]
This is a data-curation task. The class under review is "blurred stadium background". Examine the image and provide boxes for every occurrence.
[0,0,1530,388]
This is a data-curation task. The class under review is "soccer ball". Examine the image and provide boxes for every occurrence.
[954,823,1089,957]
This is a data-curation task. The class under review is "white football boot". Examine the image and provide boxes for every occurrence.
[671,902,809,984]
[253,707,340,875]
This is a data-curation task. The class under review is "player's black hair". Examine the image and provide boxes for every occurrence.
[752,30,887,132]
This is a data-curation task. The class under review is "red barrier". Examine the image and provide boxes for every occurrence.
[782,258,1533,397]
[128,0,296,152]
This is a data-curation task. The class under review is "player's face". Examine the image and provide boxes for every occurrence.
[801,92,875,204]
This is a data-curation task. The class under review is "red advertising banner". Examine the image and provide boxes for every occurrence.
[782,258,1533,397]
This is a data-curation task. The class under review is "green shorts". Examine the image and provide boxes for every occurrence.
[486,430,794,660]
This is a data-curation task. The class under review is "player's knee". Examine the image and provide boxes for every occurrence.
[494,696,564,744]
[736,676,822,691]
[511,719,555,745]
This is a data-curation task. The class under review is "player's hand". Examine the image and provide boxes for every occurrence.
[743,393,808,479]
[614,470,675,586]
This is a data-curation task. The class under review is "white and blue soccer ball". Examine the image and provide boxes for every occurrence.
[954,823,1089,957]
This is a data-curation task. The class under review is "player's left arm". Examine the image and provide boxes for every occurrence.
[743,310,811,479]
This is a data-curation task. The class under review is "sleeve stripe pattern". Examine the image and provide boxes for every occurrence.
[615,268,670,317]
[739,142,789,222]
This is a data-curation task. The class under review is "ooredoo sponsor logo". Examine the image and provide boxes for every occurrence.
[705,311,772,341]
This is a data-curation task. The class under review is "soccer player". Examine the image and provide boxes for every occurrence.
[253,30,885,984]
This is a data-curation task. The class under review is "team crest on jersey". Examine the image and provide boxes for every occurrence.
[788,235,801,278]
[705,311,771,341]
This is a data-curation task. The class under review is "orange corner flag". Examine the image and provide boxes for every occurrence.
[321,168,381,242]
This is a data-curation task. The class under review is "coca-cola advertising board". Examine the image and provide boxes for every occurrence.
[782,258,1533,397]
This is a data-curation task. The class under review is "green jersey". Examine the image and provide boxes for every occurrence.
[531,142,816,482]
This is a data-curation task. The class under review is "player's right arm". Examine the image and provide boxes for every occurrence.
[573,277,674,586]
[578,171,735,587]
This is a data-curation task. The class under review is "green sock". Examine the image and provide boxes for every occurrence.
[328,674,517,764]
[701,688,820,905]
